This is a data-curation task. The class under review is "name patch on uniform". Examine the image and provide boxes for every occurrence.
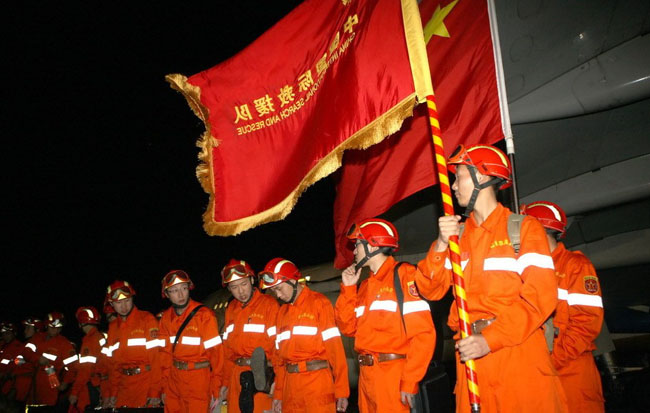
[297,312,315,320]
[248,313,265,320]
[583,276,599,294]
[378,286,394,294]
[490,239,512,249]
[407,281,419,298]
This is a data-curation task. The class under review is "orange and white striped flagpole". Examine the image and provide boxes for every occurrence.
[427,93,481,413]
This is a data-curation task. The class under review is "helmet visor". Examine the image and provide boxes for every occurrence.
[221,264,250,284]
[448,144,471,166]
[259,271,283,289]
[346,223,363,240]
[163,272,191,289]
[109,286,134,301]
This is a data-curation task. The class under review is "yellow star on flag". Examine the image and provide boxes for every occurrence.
[423,0,459,44]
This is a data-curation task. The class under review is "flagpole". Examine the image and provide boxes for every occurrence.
[427,94,481,413]
[487,0,520,213]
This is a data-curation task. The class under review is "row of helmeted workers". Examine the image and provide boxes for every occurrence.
[0,144,605,413]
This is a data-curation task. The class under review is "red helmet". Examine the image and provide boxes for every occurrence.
[448,144,512,189]
[0,322,16,334]
[161,270,195,297]
[75,306,100,325]
[521,201,567,237]
[106,280,136,302]
[46,312,65,328]
[347,218,399,250]
[259,258,301,289]
[102,294,116,315]
[221,259,255,286]
[22,317,45,331]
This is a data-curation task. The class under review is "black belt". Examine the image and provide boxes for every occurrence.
[286,360,329,373]
[120,364,150,376]
[358,353,406,366]
[173,360,210,370]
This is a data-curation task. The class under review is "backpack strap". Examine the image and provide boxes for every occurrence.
[507,213,525,255]
[393,262,407,334]
[173,304,206,353]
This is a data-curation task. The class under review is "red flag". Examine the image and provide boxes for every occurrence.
[333,0,506,268]
[167,0,432,236]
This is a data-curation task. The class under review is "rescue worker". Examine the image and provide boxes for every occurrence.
[260,258,349,413]
[9,318,46,402]
[26,312,78,405]
[68,306,106,411]
[158,270,224,413]
[98,295,116,401]
[219,259,279,413]
[522,201,605,412]
[102,280,161,408]
[335,219,436,412]
[0,323,23,397]
[416,144,568,412]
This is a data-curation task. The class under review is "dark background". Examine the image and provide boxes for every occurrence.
[2,1,346,339]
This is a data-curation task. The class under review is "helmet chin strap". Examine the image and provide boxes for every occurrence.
[354,241,384,272]
[286,280,299,304]
[463,167,503,217]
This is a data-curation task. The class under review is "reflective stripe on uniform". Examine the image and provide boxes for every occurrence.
[63,355,78,365]
[557,289,603,308]
[402,300,430,314]
[25,343,37,352]
[355,306,365,318]
[243,323,266,333]
[180,336,201,345]
[321,327,340,341]
[79,355,97,364]
[444,258,469,270]
[292,326,317,335]
[1,359,10,365]
[369,300,398,312]
[99,338,107,347]
[127,338,146,346]
[145,340,159,349]
[203,335,222,349]
[568,293,603,308]
[483,253,554,275]
[42,352,57,361]
[223,324,235,340]
[267,326,277,337]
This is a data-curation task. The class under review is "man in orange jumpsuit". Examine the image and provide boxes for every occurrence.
[219,259,279,413]
[335,218,436,412]
[416,144,568,413]
[102,280,161,408]
[522,201,605,412]
[157,270,224,413]
[260,258,349,413]
[68,306,106,411]
[25,312,78,405]
[0,322,23,397]
[8,317,45,401]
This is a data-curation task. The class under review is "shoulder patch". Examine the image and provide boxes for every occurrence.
[149,328,159,339]
[583,276,599,294]
[407,281,419,298]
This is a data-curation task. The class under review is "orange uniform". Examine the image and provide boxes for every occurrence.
[8,332,46,401]
[158,299,224,413]
[336,257,435,412]
[273,286,349,412]
[222,289,279,413]
[69,328,107,410]
[551,242,605,412]
[417,204,567,413]
[0,338,24,396]
[25,333,77,405]
[104,306,161,407]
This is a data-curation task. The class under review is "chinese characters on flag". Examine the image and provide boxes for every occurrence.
[167,0,432,236]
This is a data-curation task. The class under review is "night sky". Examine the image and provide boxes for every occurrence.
[3,1,343,337]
